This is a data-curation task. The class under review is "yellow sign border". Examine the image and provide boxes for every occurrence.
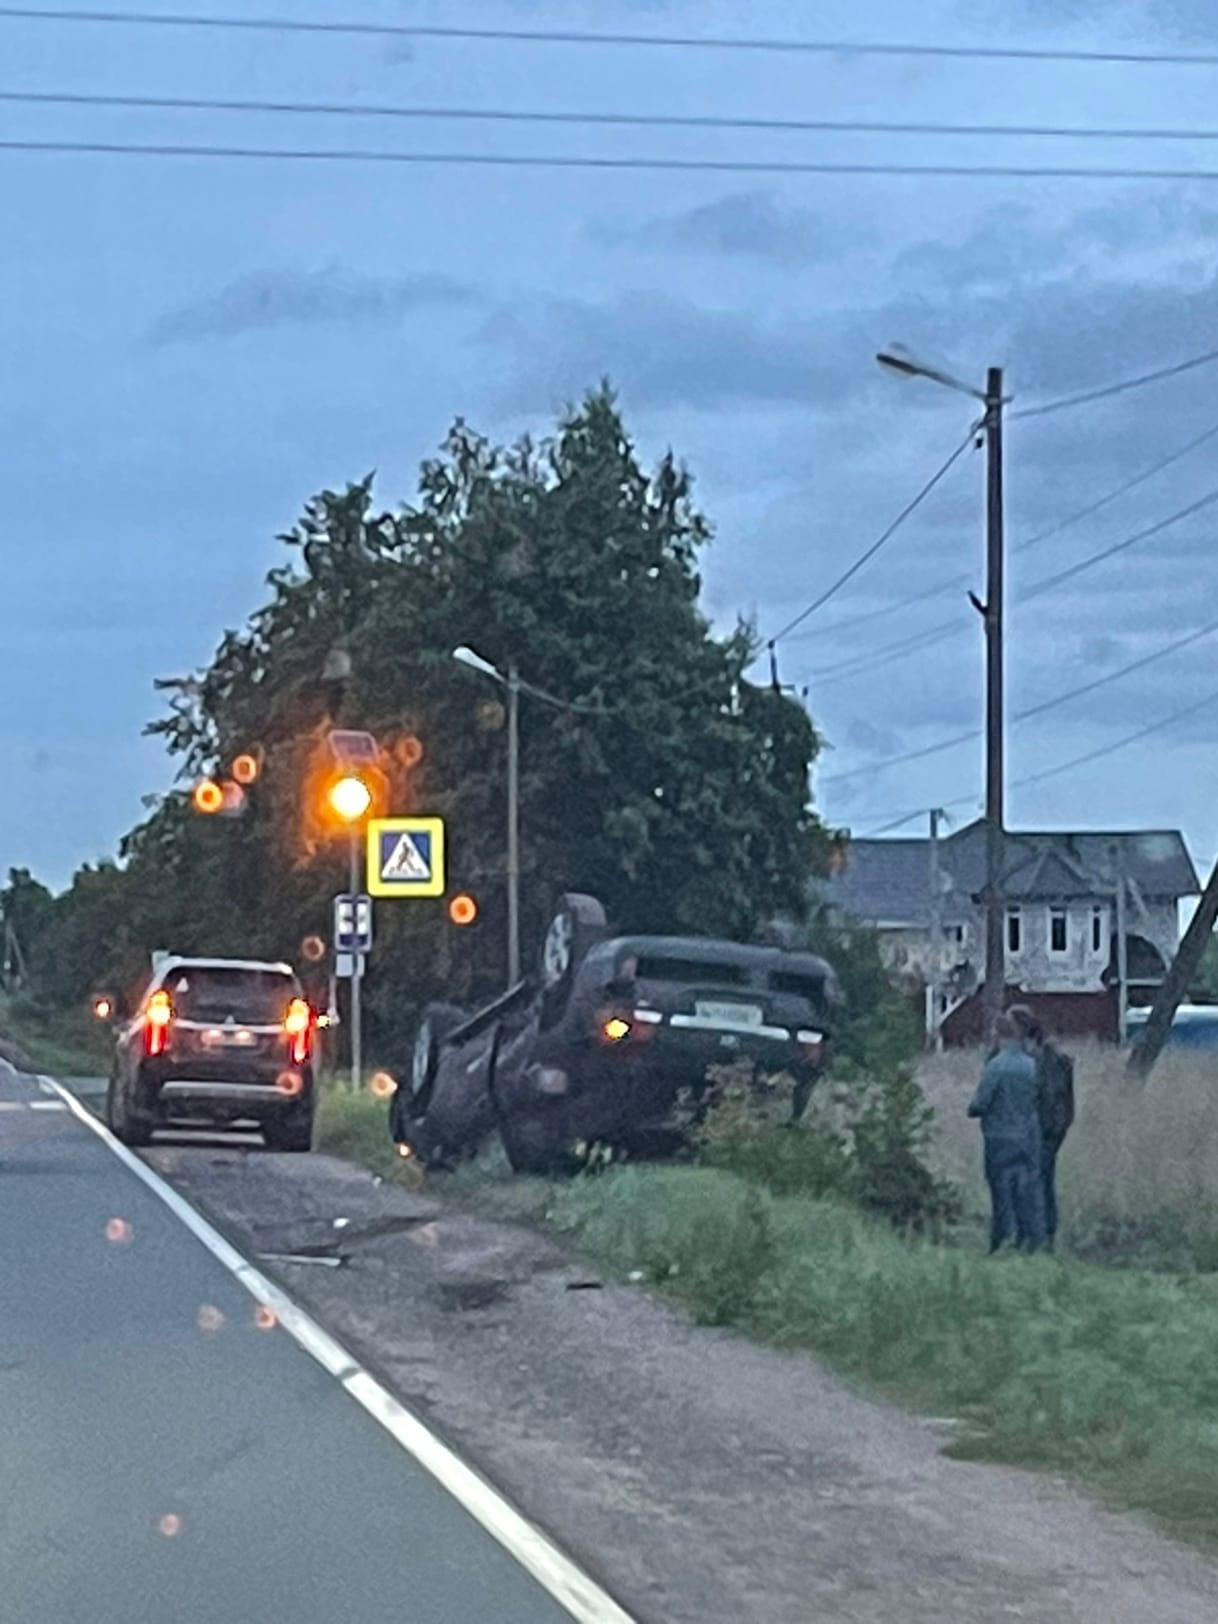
[366,816,446,898]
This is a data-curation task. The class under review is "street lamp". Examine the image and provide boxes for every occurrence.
[453,647,522,986]
[876,345,1008,1036]
[327,772,374,1088]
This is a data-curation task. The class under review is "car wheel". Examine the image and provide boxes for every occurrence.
[402,1002,466,1126]
[538,893,608,1030]
[106,1067,155,1148]
[499,1109,572,1176]
[264,1107,314,1153]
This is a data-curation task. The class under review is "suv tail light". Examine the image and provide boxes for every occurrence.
[145,989,172,1057]
[284,997,313,1064]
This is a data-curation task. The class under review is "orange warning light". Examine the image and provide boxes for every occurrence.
[448,894,478,926]
[231,752,260,786]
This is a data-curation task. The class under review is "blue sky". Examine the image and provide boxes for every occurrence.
[5,0,1218,889]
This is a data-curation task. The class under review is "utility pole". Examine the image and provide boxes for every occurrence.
[927,808,945,1050]
[981,366,1007,1037]
[506,663,521,987]
[1129,852,1218,1078]
[1112,842,1129,1045]
[348,827,362,1091]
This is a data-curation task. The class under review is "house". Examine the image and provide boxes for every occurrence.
[816,819,1200,1044]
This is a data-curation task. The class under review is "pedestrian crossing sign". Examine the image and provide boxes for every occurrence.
[367,817,446,898]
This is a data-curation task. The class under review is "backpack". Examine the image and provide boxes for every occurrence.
[1038,1044,1075,1144]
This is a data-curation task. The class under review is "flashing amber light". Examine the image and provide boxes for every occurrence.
[602,1016,631,1043]
[396,1142,414,1160]
[231,752,260,786]
[193,778,224,815]
[92,996,113,1021]
[327,774,372,823]
[448,893,478,926]
[370,1071,397,1099]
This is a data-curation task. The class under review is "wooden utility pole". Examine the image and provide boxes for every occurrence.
[927,808,945,1050]
[981,367,1007,1037]
[1128,852,1218,1077]
[1112,842,1129,1045]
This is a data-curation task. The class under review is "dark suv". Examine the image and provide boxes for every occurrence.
[106,957,317,1151]
[393,894,840,1173]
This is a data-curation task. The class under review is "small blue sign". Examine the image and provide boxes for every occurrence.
[333,893,373,954]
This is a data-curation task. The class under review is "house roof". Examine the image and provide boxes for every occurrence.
[816,820,1199,927]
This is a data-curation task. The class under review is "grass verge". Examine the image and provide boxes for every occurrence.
[552,1163,1218,1550]
[0,993,111,1077]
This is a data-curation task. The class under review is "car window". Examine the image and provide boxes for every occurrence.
[634,956,747,986]
[162,968,298,1022]
[768,971,829,1005]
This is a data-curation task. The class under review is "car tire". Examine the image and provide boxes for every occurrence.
[538,893,608,1030]
[401,1002,466,1127]
[264,1107,315,1153]
[106,1067,155,1148]
[499,1109,571,1176]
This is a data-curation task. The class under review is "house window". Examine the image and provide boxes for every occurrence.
[1006,909,1021,953]
[953,924,966,944]
[1049,908,1068,953]
[1091,906,1105,954]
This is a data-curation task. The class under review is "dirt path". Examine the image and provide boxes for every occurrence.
[147,1143,1218,1624]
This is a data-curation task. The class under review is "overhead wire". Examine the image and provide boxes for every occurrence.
[7,9,1218,68]
[1012,343,1218,420]
[821,612,1218,787]
[15,137,1218,182]
[17,89,1218,146]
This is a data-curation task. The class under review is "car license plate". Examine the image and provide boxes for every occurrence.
[695,1001,763,1027]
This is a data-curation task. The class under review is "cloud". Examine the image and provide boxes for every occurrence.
[150,267,479,344]
[592,190,855,268]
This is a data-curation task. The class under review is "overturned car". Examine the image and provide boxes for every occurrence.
[390,893,841,1173]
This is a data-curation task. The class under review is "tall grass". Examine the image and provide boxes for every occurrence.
[919,1045,1218,1270]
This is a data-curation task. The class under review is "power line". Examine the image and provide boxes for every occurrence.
[7,9,1218,68]
[808,619,965,686]
[854,684,1218,832]
[822,613,1218,786]
[1013,345,1218,419]
[804,416,1218,644]
[767,425,978,647]
[1021,484,1218,599]
[17,88,1218,146]
[15,136,1218,182]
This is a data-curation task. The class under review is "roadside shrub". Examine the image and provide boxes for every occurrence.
[552,1165,776,1326]
[691,1061,960,1235]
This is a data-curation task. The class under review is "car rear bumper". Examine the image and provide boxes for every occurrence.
[142,1066,314,1121]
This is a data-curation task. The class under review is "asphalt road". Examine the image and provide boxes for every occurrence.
[0,1063,589,1624]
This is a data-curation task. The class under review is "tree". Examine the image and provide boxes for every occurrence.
[20,387,839,1061]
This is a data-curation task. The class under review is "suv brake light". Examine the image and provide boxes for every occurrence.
[145,989,172,1056]
[284,997,313,1064]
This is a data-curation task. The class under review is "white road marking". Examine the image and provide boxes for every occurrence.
[36,1076,58,1095]
[28,1100,67,1111]
[39,1076,635,1624]
[0,1101,24,1111]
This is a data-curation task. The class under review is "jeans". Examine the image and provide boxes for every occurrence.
[985,1144,1045,1252]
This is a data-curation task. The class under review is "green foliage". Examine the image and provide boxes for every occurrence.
[558,1164,1218,1547]
[692,1060,960,1234]
[784,904,921,1071]
[552,1164,776,1326]
[7,387,836,1061]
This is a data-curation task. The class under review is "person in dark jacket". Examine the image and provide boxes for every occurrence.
[1009,1005,1074,1250]
[968,1012,1045,1252]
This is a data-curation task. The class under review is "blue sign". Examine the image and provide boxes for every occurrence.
[367,817,446,899]
[333,893,373,954]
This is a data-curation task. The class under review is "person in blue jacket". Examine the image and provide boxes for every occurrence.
[968,1012,1045,1253]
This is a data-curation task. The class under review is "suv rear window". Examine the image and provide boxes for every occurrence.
[162,967,298,1023]
[768,971,826,1004]
[634,957,747,987]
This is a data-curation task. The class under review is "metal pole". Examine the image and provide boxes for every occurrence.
[507,663,521,987]
[1114,843,1129,1045]
[927,808,944,1051]
[349,827,362,1090]
[982,366,1006,1039]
